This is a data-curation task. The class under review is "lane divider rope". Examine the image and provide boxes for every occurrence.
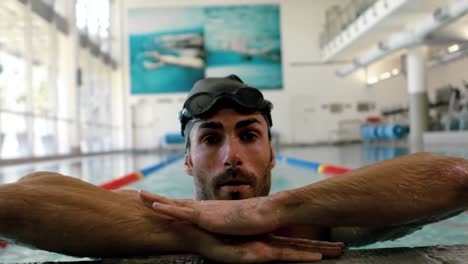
[278,155,351,176]
[99,153,185,190]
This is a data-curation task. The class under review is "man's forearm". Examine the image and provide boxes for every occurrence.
[0,183,20,243]
[275,153,468,227]
[330,207,464,247]
[0,172,191,257]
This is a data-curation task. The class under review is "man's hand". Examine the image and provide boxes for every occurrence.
[140,190,346,261]
[192,232,344,263]
[110,190,341,262]
[132,210,341,263]
[140,190,282,235]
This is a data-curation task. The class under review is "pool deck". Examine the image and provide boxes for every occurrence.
[47,244,468,264]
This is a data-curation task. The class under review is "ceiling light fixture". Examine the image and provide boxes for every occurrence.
[367,76,379,85]
[447,44,459,53]
[379,72,391,80]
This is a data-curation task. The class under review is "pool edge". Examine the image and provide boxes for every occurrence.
[39,244,468,263]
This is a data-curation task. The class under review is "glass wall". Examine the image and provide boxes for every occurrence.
[0,0,121,159]
[77,0,115,154]
[0,0,29,159]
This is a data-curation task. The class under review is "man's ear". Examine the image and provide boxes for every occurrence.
[270,145,276,169]
[184,153,194,176]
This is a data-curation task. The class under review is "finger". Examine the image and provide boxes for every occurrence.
[139,190,174,205]
[269,240,341,259]
[269,235,346,248]
[139,190,195,207]
[280,243,344,257]
[200,232,326,263]
[139,190,158,208]
[304,245,343,258]
[211,242,323,263]
[267,236,343,258]
[271,248,322,263]
[152,202,199,222]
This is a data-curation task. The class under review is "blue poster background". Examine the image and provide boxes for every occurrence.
[128,5,282,94]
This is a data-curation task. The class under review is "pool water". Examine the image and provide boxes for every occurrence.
[129,157,468,249]
[1,144,467,262]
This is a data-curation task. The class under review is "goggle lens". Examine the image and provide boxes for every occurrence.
[186,94,214,115]
[236,88,263,106]
[184,88,264,116]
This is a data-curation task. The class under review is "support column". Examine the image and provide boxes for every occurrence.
[68,0,81,154]
[406,46,429,152]
[24,0,34,156]
[48,10,58,155]
[110,0,122,150]
[120,0,133,150]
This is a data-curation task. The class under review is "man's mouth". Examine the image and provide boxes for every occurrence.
[222,180,249,186]
[219,179,252,192]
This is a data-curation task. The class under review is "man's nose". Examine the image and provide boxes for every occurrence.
[222,136,242,167]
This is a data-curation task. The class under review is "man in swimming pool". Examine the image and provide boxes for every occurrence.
[0,75,467,263]
[140,74,468,246]
[0,75,344,263]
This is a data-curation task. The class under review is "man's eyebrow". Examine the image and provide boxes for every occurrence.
[198,121,223,130]
[235,118,262,129]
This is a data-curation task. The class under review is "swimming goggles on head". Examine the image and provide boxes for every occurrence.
[178,86,272,136]
[181,86,268,117]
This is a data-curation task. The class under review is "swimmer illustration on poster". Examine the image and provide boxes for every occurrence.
[204,5,282,90]
[128,5,282,94]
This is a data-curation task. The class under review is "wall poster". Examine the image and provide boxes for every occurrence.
[128,4,282,94]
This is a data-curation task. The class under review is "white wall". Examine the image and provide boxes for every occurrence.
[122,0,468,149]
[123,0,376,148]
[427,57,468,98]
[367,55,468,115]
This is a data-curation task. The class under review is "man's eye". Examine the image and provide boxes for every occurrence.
[203,135,221,145]
[240,132,258,142]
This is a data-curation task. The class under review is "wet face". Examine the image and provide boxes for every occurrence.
[185,109,275,200]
